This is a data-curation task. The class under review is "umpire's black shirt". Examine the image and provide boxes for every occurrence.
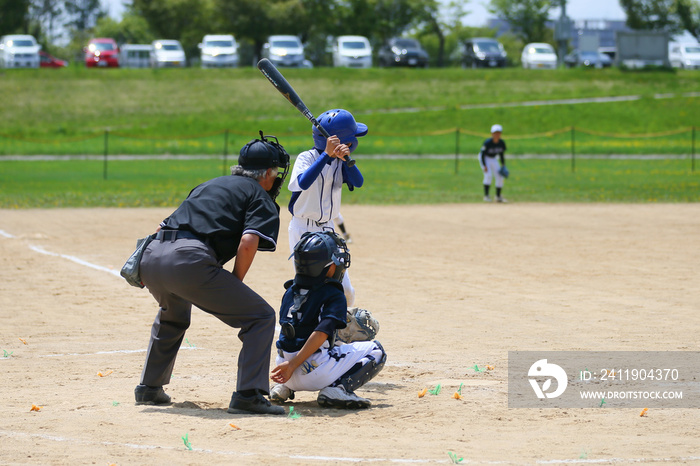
[161,175,279,265]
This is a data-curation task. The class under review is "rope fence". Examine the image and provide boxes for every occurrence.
[0,126,696,178]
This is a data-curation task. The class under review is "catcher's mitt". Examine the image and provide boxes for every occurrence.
[335,307,380,345]
[498,165,509,178]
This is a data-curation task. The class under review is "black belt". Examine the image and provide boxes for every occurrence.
[306,219,330,228]
[155,229,203,242]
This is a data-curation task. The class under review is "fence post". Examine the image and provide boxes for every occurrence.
[454,127,460,174]
[692,126,696,172]
[223,129,229,176]
[571,126,576,173]
[103,130,109,180]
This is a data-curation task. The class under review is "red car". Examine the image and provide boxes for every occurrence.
[40,51,68,68]
[84,38,119,67]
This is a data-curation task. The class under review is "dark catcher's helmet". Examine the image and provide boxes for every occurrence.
[238,131,290,201]
[293,230,351,285]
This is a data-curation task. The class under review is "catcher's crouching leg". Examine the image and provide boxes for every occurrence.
[337,341,386,392]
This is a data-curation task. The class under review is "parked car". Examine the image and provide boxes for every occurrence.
[199,34,239,68]
[0,34,41,68]
[39,51,68,68]
[332,35,372,68]
[669,42,700,69]
[119,44,151,68]
[598,47,616,62]
[377,37,429,68]
[521,43,558,69]
[564,50,612,68]
[461,37,507,68]
[150,39,186,68]
[262,35,310,68]
[85,38,119,67]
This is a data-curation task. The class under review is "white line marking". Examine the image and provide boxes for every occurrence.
[28,245,121,278]
[0,429,698,464]
[0,229,15,238]
[37,346,201,358]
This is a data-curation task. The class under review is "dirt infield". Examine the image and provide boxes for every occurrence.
[1,204,699,465]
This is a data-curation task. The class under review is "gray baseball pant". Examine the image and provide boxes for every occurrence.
[138,236,275,393]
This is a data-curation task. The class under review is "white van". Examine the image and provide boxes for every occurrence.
[521,42,557,69]
[669,42,700,69]
[332,35,372,68]
[120,44,151,68]
[0,34,41,68]
[199,34,239,68]
[150,39,186,68]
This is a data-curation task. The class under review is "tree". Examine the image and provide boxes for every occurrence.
[215,0,334,63]
[64,0,105,31]
[130,0,217,62]
[415,0,469,67]
[92,13,156,45]
[0,0,30,34]
[619,0,683,33]
[30,0,63,44]
[488,0,553,44]
[676,0,700,40]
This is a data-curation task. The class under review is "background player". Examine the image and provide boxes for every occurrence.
[335,212,352,243]
[269,231,386,409]
[287,109,367,306]
[479,124,507,203]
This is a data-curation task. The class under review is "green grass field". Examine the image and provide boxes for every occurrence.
[1,157,697,208]
[1,67,698,206]
[1,67,699,156]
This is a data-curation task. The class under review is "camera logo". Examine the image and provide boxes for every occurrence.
[528,359,568,399]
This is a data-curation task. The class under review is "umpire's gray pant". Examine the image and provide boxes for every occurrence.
[138,236,275,394]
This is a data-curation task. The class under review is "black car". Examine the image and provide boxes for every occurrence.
[564,50,612,68]
[462,38,507,68]
[378,38,429,68]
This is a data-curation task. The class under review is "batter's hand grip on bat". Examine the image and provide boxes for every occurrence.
[312,119,356,167]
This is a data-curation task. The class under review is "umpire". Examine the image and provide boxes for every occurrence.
[134,132,289,415]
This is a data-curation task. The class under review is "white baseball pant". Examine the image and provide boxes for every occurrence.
[276,341,383,392]
[482,156,504,188]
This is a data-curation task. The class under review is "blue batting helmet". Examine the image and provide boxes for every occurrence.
[312,109,368,154]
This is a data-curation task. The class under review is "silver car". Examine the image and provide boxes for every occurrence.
[199,35,239,68]
[150,40,186,68]
[262,35,311,68]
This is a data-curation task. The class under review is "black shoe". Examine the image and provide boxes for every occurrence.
[227,391,285,415]
[134,384,171,405]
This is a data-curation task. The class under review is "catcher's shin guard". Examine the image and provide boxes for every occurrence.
[338,341,386,392]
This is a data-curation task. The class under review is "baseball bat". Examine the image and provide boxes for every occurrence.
[256,58,356,167]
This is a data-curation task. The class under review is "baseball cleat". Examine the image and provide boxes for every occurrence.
[483,195,492,202]
[496,196,508,203]
[269,384,295,403]
[227,391,285,415]
[343,233,352,244]
[317,386,371,409]
[134,384,172,405]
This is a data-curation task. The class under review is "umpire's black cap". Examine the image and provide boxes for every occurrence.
[239,133,289,170]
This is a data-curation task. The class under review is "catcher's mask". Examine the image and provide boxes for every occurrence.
[239,131,290,201]
[292,230,351,284]
[312,109,368,154]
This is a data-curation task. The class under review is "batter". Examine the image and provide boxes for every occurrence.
[287,109,367,306]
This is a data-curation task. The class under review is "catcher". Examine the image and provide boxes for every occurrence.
[269,230,385,409]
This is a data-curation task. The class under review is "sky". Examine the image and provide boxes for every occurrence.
[102,0,628,25]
